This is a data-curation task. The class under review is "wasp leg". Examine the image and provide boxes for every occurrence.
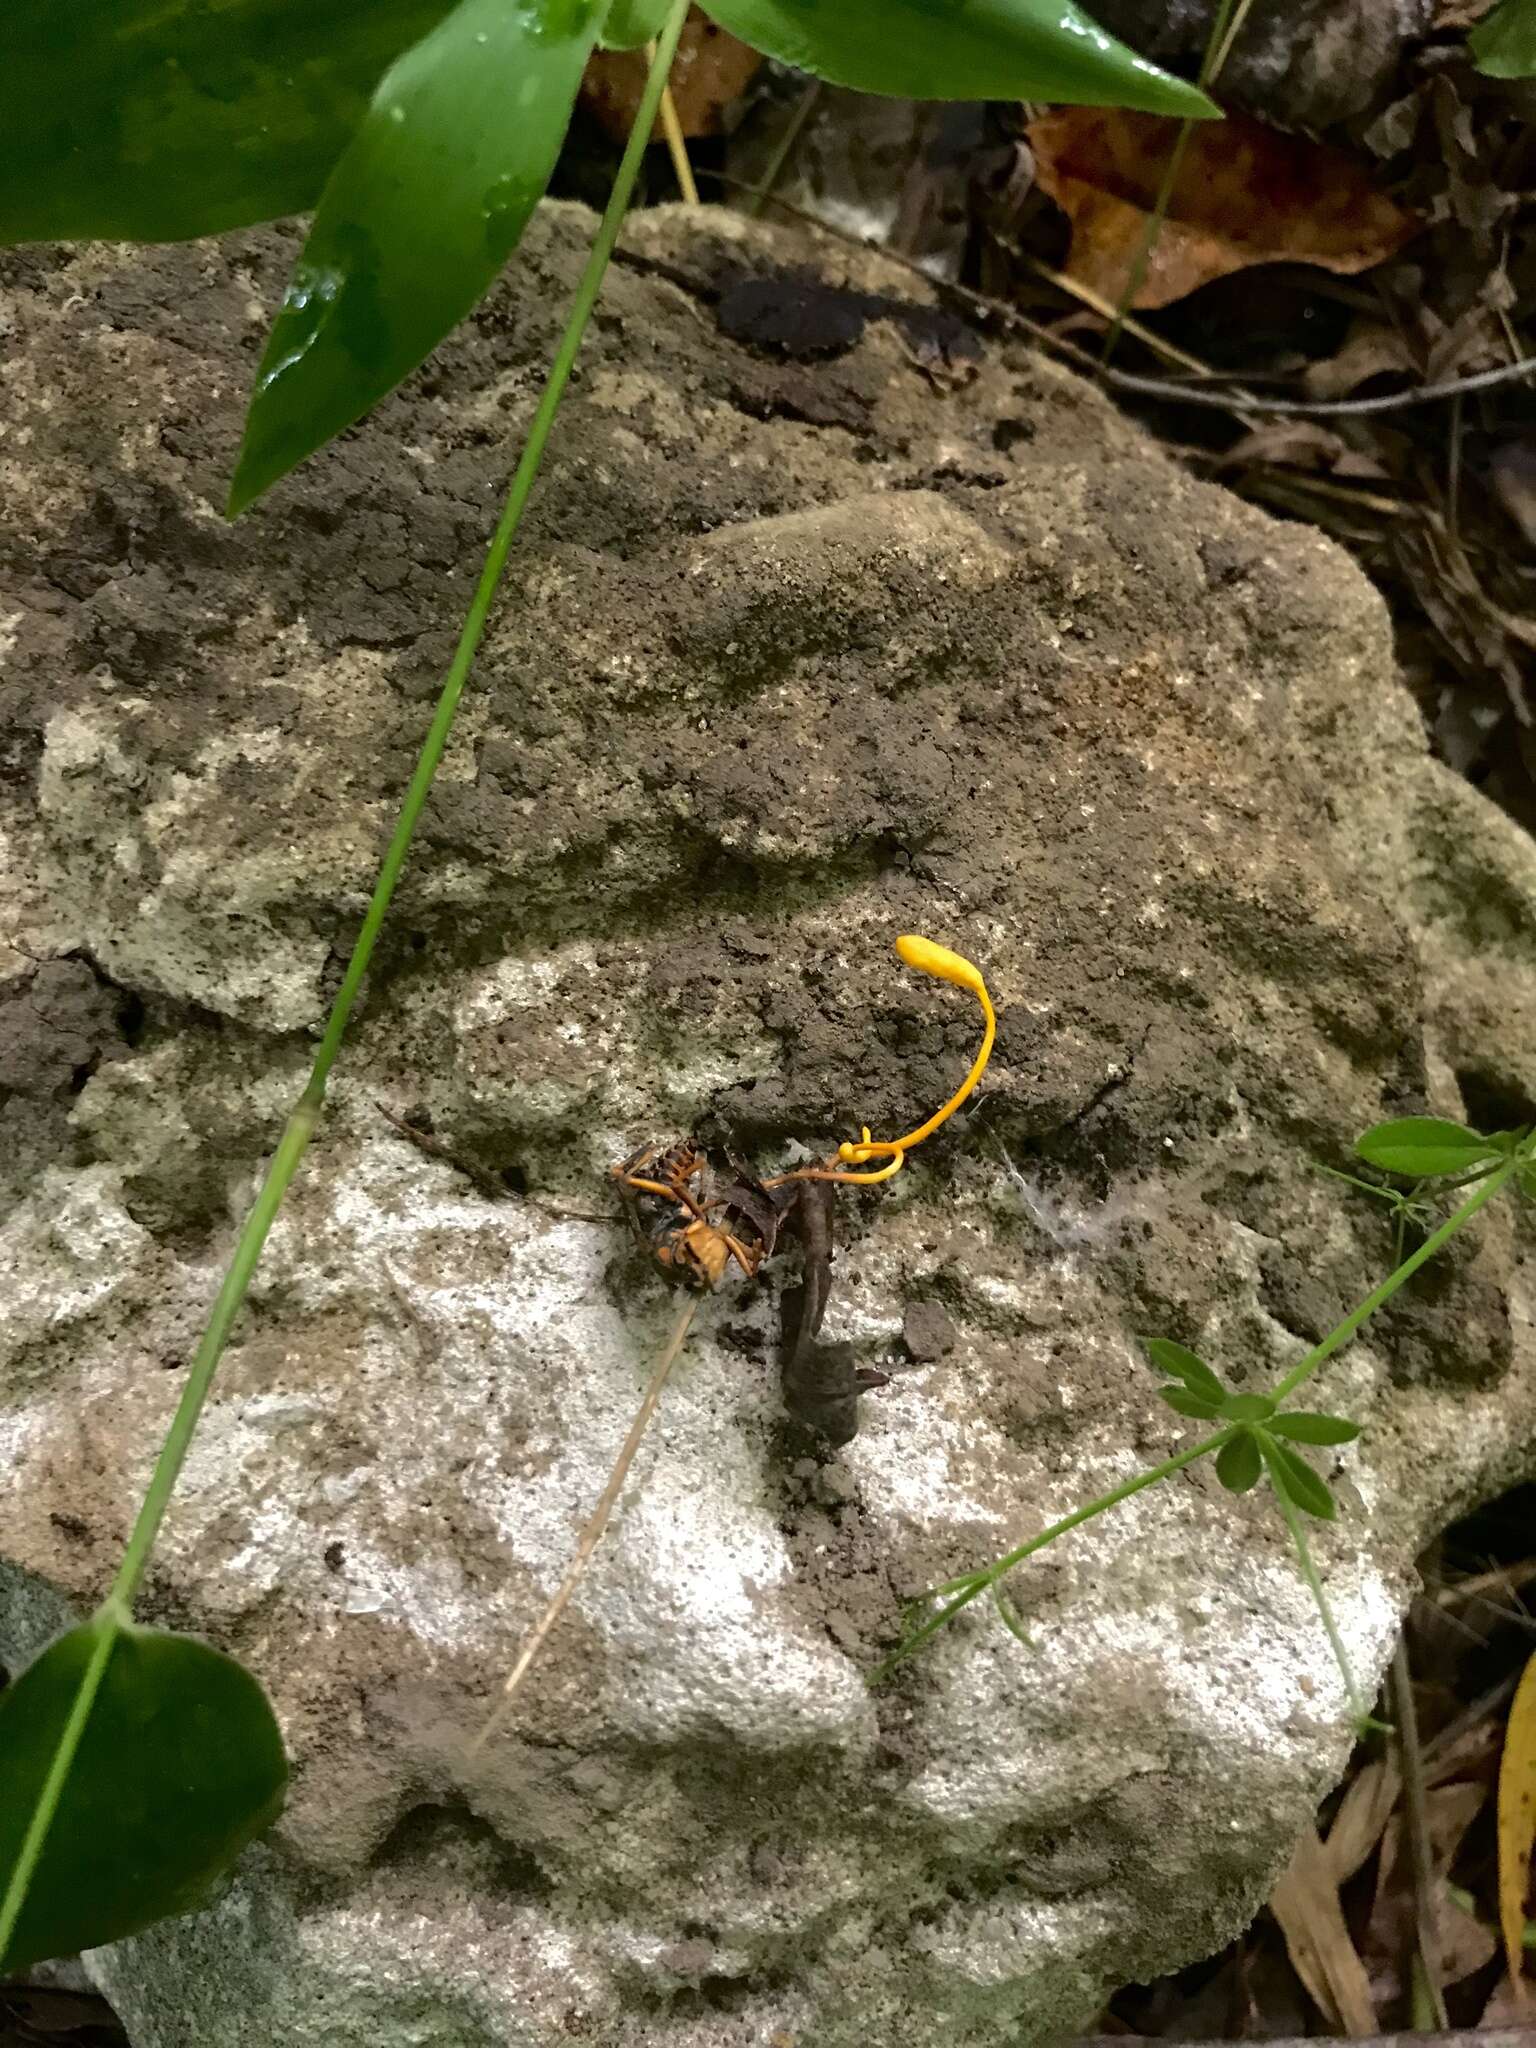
[617,1173,711,1224]
[719,1230,763,1280]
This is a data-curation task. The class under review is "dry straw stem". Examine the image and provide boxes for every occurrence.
[647,44,699,205]
[473,1294,699,1750]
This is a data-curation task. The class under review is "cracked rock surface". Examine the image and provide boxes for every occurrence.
[1,202,1535,2047]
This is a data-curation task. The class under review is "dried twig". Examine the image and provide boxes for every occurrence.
[472,1293,699,1749]
[1393,1638,1450,2030]
[648,44,699,207]
[700,171,1536,423]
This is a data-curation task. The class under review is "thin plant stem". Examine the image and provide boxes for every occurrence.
[884,1147,1528,1672]
[473,1292,699,1749]
[1392,1638,1450,2029]
[0,0,694,1958]
[1101,0,1251,361]
[112,0,692,1608]
[0,1622,117,1966]
[748,79,822,220]
[646,42,699,205]
[1273,1158,1517,1402]
[1100,121,1198,362]
[873,1428,1235,1677]
[1207,0,1261,84]
[1269,1469,1369,1724]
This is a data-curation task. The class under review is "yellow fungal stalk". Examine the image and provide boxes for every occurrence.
[828,936,996,1184]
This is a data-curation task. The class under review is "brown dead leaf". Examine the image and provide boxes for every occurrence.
[1027,108,1419,312]
[1327,1756,1403,1884]
[1492,438,1536,550]
[1269,1823,1378,2036]
[1220,421,1390,480]
[1304,319,1419,401]
[1365,1785,1497,2003]
[1481,1970,1529,2027]
[1437,0,1501,26]
[582,7,760,143]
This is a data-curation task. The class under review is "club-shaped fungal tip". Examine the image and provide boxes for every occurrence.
[895,933,987,999]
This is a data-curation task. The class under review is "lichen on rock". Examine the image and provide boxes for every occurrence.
[1,201,1535,2047]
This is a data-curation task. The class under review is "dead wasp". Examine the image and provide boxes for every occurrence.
[611,1139,782,1290]
[607,939,996,1436]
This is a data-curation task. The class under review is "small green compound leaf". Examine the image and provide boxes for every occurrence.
[700,0,1220,116]
[600,0,672,44]
[1355,1116,1500,1179]
[1472,0,1536,75]
[1216,1430,1262,1494]
[0,1623,287,1972]
[1143,1339,1225,1403]
[1270,1412,1361,1446]
[1,0,460,243]
[1259,1436,1338,1522]
[992,1580,1036,1649]
[230,0,604,512]
[1220,1392,1277,1424]
[1161,1386,1221,1420]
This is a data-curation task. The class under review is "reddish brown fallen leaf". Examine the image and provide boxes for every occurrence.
[582,8,761,143]
[1027,108,1419,312]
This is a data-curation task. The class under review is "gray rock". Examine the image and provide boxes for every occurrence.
[1089,0,1434,130]
[1,202,1534,2048]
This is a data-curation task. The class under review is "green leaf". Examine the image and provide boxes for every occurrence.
[700,0,1220,117]
[1161,1386,1221,1420]
[1472,0,1536,75]
[1355,1116,1499,1179]
[1220,1392,1277,1424]
[1271,1412,1361,1446]
[1216,1430,1262,1493]
[1143,1339,1225,1403]
[1,1,460,244]
[0,1622,286,1972]
[601,0,672,45]
[992,1580,1036,1648]
[1259,1436,1338,1522]
[230,0,603,513]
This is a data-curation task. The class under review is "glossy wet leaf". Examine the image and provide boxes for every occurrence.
[1220,1392,1277,1424]
[600,0,673,46]
[0,1622,286,1972]
[231,0,604,512]
[1355,1116,1499,1179]
[1271,1412,1361,1446]
[1,0,459,243]
[1161,1386,1221,1420]
[1260,1437,1338,1522]
[700,0,1219,116]
[1144,1338,1225,1403]
[1216,1430,1262,1493]
[1472,0,1536,77]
